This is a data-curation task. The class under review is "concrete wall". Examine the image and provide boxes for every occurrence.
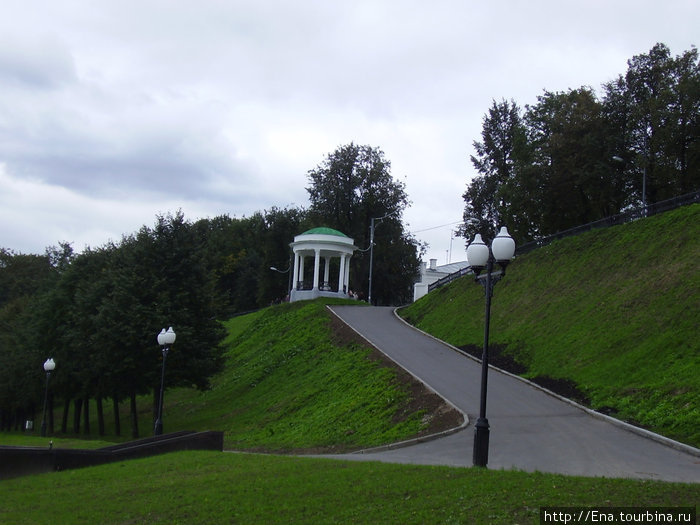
[0,430,224,480]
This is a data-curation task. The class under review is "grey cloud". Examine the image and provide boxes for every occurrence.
[0,0,698,258]
[2,125,255,201]
[0,35,76,89]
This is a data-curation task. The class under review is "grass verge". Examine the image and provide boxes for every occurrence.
[1,450,697,524]
[0,434,114,449]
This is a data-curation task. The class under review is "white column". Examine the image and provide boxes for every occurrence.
[292,251,300,290]
[323,256,331,289]
[338,253,346,293]
[344,254,351,293]
[299,254,305,288]
[313,249,321,290]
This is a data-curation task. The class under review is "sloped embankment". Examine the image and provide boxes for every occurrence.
[169,299,461,452]
[401,204,700,447]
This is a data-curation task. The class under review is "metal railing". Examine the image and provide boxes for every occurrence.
[427,266,473,293]
[516,190,699,255]
[426,190,699,294]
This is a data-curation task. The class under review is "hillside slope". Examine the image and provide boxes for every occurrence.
[401,204,699,447]
[164,299,461,451]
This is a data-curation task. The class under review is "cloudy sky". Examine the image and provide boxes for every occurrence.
[1,1,697,264]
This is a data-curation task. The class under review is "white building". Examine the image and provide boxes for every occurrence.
[413,259,470,302]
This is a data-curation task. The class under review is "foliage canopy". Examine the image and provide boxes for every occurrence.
[462,43,700,245]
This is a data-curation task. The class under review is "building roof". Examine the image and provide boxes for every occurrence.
[421,261,469,275]
[298,227,350,238]
[435,261,469,274]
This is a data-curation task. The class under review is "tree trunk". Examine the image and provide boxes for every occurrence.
[112,395,121,436]
[96,397,105,436]
[14,408,22,431]
[129,391,139,439]
[61,398,70,434]
[73,398,82,434]
[83,397,90,435]
[27,401,36,432]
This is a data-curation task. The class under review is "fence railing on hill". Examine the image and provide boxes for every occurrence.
[426,190,699,294]
[427,266,473,293]
[516,190,700,256]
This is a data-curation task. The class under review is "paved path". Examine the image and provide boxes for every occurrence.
[322,305,700,482]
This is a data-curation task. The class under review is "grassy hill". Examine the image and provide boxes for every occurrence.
[8,298,458,452]
[149,298,460,451]
[401,204,700,447]
[2,298,458,451]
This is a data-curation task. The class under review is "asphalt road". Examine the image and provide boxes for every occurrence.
[323,305,700,482]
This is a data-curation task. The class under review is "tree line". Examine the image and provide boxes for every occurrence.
[0,143,422,437]
[461,43,700,244]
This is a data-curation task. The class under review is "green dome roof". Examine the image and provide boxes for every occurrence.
[299,227,349,238]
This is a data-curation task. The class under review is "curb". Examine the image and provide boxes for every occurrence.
[350,418,469,454]
[392,306,700,459]
[326,305,470,454]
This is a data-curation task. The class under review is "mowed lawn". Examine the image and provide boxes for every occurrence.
[1,450,698,524]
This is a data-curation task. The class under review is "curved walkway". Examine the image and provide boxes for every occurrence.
[321,305,700,482]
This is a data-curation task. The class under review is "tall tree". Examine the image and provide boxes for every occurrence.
[257,206,310,305]
[0,248,56,307]
[26,212,227,438]
[0,247,69,430]
[625,43,677,205]
[624,44,700,203]
[0,295,43,430]
[306,144,422,305]
[463,43,699,247]
[461,99,533,243]
[523,87,621,233]
[670,46,700,194]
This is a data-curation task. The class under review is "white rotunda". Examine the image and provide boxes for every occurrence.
[289,227,358,302]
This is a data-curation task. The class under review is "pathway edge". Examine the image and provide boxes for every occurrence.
[326,305,470,454]
[391,305,700,459]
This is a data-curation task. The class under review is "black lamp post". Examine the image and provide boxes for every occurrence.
[154,326,176,436]
[612,154,647,217]
[270,261,293,300]
[466,226,515,467]
[40,358,56,437]
[368,210,398,305]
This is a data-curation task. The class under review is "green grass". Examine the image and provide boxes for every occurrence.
[18,299,437,452]
[2,210,699,523]
[0,434,114,449]
[401,204,700,447]
[162,299,430,451]
[1,450,697,524]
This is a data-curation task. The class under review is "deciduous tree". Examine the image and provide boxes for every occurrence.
[306,143,422,304]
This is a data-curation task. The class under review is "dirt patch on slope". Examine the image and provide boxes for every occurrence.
[458,343,592,406]
[329,312,464,437]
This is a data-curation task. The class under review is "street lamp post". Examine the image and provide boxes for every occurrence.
[368,217,377,304]
[612,154,647,217]
[154,327,176,436]
[466,226,516,467]
[40,358,56,437]
[270,260,292,300]
[368,210,398,305]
